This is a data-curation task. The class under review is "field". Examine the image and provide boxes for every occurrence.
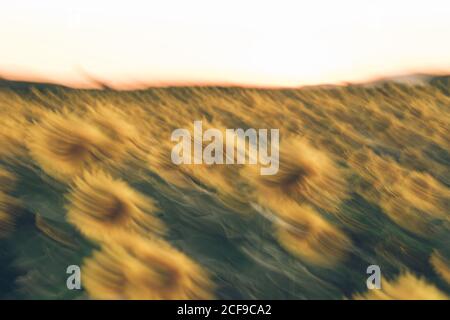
[0,75,449,299]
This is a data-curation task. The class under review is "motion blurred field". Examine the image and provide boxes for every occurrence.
[0,76,449,299]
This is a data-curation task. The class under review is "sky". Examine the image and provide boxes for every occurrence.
[1,0,450,88]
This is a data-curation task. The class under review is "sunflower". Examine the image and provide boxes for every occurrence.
[66,170,165,241]
[380,171,449,236]
[430,251,450,285]
[83,233,214,299]
[353,272,448,300]
[0,191,20,238]
[244,138,347,213]
[274,203,351,267]
[87,104,144,160]
[27,110,116,181]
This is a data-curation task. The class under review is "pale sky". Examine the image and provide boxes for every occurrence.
[1,0,450,88]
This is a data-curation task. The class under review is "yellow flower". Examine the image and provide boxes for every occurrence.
[27,110,115,181]
[0,192,20,238]
[66,170,165,242]
[245,138,347,213]
[275,203,351,267]
[353,272,448,300]
[430,251,450,285]
[83,233,214,299]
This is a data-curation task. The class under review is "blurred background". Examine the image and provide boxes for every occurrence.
[0,0,449,300]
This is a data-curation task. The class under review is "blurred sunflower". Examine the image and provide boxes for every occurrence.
[430,251,450,285]
[274,203,351,267]
[66,170,165,241]
[0,191,20,238]
[87,104,145,161]
[27,110,116,181]
[83,233,214,299]
[380,171,450,236]
[245,138,348,213]
[353,272,448,300]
